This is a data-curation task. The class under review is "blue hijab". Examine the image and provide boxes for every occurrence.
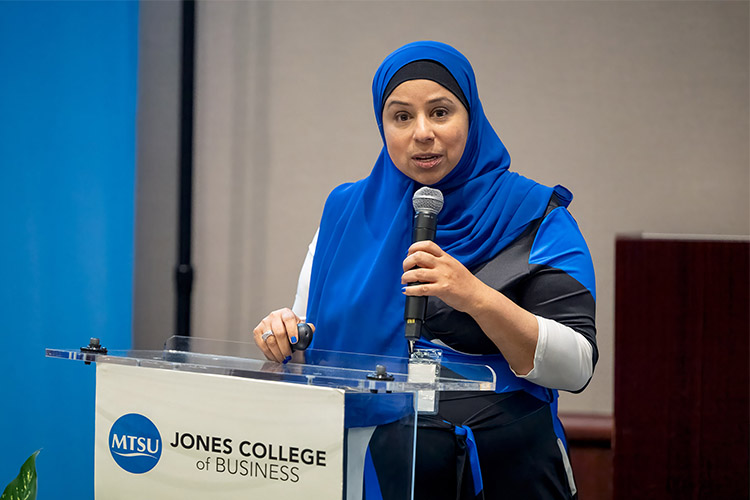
[306,41,556,357]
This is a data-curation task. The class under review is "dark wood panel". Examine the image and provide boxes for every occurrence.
[614,237,749,500]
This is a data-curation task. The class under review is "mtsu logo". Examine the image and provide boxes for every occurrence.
[109,413,162,474]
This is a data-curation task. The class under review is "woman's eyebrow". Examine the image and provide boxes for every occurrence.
[385,99,411,109]
[386,96,456,109]
[426,97,456,106]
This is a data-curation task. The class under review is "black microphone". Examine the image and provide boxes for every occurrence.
[404,187,444,350]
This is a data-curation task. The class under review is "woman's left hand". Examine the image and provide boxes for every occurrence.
[401,240,486,314]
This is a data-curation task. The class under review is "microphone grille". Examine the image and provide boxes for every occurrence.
[412,187,444,215]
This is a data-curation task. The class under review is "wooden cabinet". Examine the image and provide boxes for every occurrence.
[613,236,749,499]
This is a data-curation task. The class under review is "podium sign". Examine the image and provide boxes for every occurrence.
[48,336,495,499]
[95,363,344,499]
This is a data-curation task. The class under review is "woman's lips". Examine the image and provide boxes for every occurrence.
[411,154,443,169]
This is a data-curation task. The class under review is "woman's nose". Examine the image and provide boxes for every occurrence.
[413,115,435,142]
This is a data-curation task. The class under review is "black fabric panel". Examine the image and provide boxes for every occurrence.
[414,391,577,500]
[522,264,597,366]
[368,420,416,500]
[422,305,500,354]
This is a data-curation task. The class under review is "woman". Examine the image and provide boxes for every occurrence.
[253,41,596,500]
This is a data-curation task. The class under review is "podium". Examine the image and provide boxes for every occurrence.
[47,336,495,499]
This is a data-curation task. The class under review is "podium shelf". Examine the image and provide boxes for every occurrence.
[46,336,495,394]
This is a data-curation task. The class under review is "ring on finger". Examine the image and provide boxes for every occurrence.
[261,330,273,342]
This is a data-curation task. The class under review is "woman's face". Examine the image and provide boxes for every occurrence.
[382,79,469,186]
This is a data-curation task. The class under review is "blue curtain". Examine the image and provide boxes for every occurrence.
[0,1,139,498]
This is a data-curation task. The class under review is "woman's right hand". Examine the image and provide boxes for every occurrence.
[252,308,305,363]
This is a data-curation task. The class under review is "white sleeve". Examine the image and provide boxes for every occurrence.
[291,228,318,321]
[512,316,594,392]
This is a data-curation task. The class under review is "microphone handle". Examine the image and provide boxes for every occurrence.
[412,211,437,243]
[405,211,438,342]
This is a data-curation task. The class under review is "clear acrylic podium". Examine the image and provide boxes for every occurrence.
[47,336,495,499]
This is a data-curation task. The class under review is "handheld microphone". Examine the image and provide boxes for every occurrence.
[404,187,444,349]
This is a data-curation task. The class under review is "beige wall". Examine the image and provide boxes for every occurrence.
[190,1,749,414]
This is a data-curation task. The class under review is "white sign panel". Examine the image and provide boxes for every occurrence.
[95,363,345,499]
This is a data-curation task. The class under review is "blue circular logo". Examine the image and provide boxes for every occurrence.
[109,413,162,474]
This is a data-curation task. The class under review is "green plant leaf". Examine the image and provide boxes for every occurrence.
[1,450,39,500]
